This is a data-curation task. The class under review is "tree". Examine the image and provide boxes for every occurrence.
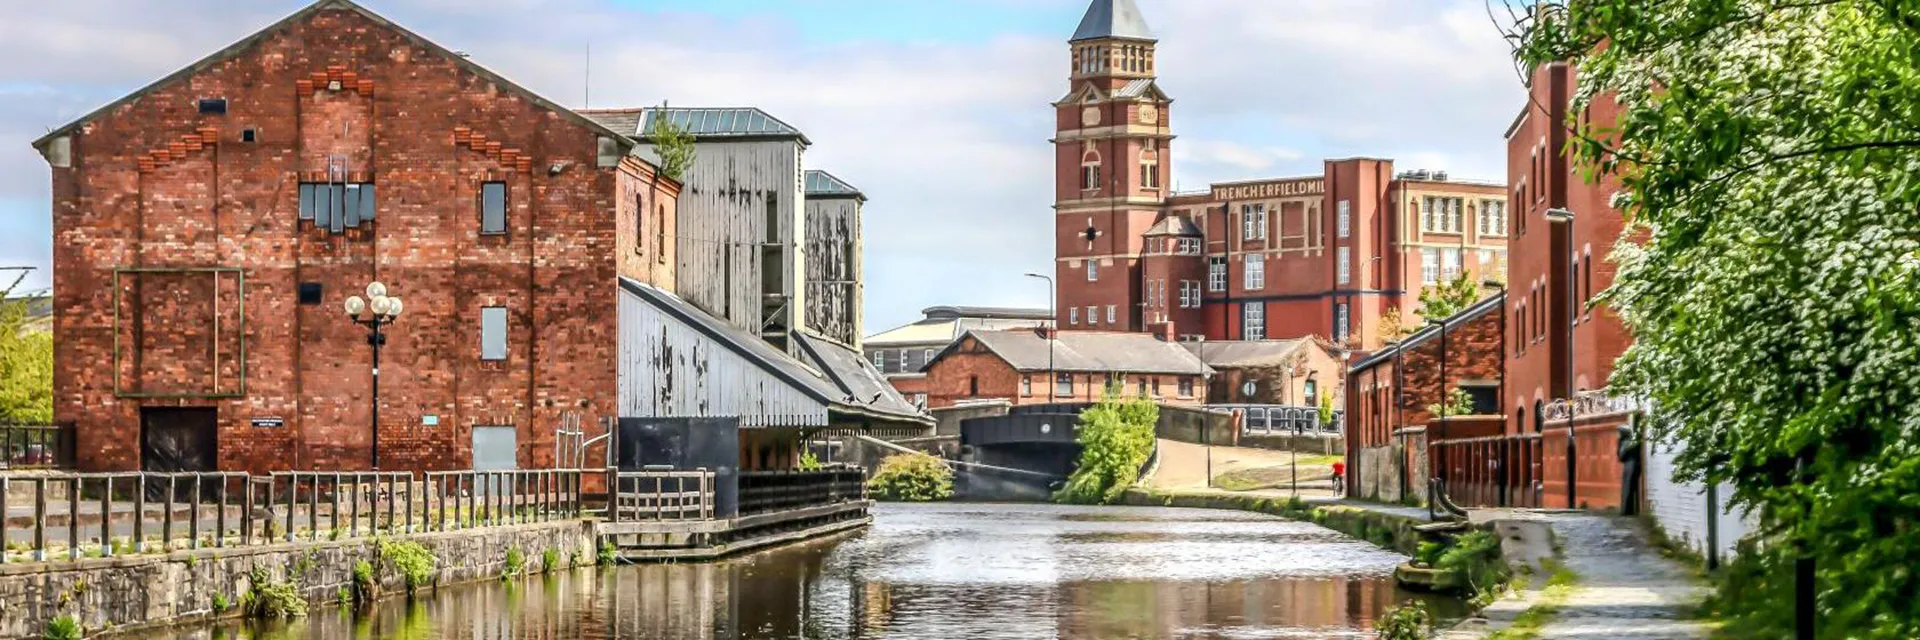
[648,102,697,182]
[1511,1,1920,635]
[1417,271,1478,321]
[1380,306,1411,342]
[1057,386,1159,505]
[0,272,52,424]
[1424,388,1472,419]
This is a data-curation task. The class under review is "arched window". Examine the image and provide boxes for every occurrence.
[1304,378,1319,406]
[655,203,668,264]
[1139,143,1159,190]
[1583,245,1594,309]
[1081,149,1102,191]
[1533,399,1545,433]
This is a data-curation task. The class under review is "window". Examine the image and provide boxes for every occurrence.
[1176,237,1201,255]
[1208,257,1227,292]
[1584,248,1595,309]
[1081,151,1102,191]
[1070,307,1080,325]
[1106,305,1117,325]
[1137,377,1150,396]
[1442,248,1463,280]
[480,307,508,361]
[1021,376,1033,397]
[969,376,979,396]
[1056,373,1074,396]
[897,349,909,367]
[1178,377,1194,398]
[1244,303,1266,340]
[1180,281,1200,308]
[1337,247,1352,285]
[1421,197,1464,233]
[1335,303,1350,343]
[1241,204,1268,241]
[1479,200,1507,236]
[297,282,323,305]
[1244,254,1265,290]
[1140,147,1160,189]
[1450,199,1464,232]
[1304,379,1319,406]
[656,204,669,264]
[634,193,647,255]
[300,182,376,232]
[871,350,886,368]
[1337,200,1351,238]
[1087,306,1099,325]
[924,349,936,365]
[1422,248,1441,284]
[481,182,507,235]
[1087,261,1099,281]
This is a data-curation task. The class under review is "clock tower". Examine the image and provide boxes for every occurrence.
[1053,0,1173,332]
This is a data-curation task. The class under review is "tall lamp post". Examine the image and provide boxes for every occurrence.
[1545,208,1577,508]
[345,282,404,470]
[1024,273,1056,403]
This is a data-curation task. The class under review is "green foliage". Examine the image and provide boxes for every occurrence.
[1415,541,1446,568]
[1380,306,1411,342]
[502,547,525,580]
[1512,1,1920,635]
[42,615,81,640]
[1435,531,1510,603]
[1425,388,1473,418]
[541,548,559,573]
[245,567,307,620]
[376,539,435,593]
[797,450,822,472]
[648,102,697,182]
[1375,601,1433,640]
[0,275,52,425]
[1699,540,1800,640]
[1317,394,1336,427]
[597,541,617,566]
[212,592,232,613]
[1417,270,1479,321]
[866,453,954,502]
[351,560,377,606]
[1056,390,1159,505]
[337,586,352,608]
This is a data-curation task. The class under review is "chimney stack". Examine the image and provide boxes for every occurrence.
[1035,326,1059,340]
[1149,321,1177,342]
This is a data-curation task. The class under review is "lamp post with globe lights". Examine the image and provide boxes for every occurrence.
[344,282,403,470]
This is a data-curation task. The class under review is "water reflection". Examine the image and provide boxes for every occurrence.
[156,503,1464,639]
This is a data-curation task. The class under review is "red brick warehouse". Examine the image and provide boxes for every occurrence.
[1052,0,1510,350]
[31,0,682,474]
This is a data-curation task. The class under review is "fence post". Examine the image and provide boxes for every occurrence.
[0,475,8,564]
[34,478,47,562]
[404,473,414,534]
[1706,481,1721,571]
[241,476,254,547]
[215,475,228,548]
[68,477,80,560]
[284,476,295,543]
[189,475,203,549]
[99,476,113,557]
[307,474,320,541]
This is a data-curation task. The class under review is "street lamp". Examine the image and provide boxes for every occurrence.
[1024,273,1056,403]
[345,282,404,470]
[1545,207,1577,508]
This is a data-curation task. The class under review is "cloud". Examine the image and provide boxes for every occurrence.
[0,0,1524,329]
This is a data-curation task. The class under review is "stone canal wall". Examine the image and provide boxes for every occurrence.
[1119,489,1428,556]
[0,521,593,639]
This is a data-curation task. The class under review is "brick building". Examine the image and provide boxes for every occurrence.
[920,328,1210,410]
[1344,60,1635,511]
[863,306,1054,408]
[32,0,923,475]
[1052,0,1509,350]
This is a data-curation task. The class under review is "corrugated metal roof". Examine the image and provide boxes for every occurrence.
[793,332,928,423]
[951,330,1212,376]
[804,170,863,198]
[1071,0,1155,42]
[634,107,811,144]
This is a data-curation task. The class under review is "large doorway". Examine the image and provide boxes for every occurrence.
[140,407,217,473]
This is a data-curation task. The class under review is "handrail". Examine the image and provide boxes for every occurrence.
[0,469,585,565]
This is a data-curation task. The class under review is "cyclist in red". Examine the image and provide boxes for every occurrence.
[1331,461,1346,496]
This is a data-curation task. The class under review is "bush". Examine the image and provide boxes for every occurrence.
[1056,391,1158,505]
[377,539,435,594]
[1435,531,1510,603]
[1375,602,1433,640]
[867,453,954,502]
[597,541,617,566]
[541,548,559,573]
[44,615,81,640]
[501,547,525,580]
[246,567,307,620]
[798,450,822,472]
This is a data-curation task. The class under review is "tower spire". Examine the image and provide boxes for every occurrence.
[1071,0,1154,43]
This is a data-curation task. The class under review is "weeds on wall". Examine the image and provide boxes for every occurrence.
[867,453,954,502]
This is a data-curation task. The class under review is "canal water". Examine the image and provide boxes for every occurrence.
[155,503,1465,639]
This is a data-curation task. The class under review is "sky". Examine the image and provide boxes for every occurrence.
[0,0,1526,333]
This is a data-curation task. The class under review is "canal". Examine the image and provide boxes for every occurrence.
[152,503,1465,639]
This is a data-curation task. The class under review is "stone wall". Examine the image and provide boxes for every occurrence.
[1154,405,1237,446]
[1351,434,1427,505]
[1237,432,1342,456]
[0,521,592,639]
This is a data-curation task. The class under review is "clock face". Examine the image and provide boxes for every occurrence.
[1139,105,1159,124]
[1081,107,1101,127]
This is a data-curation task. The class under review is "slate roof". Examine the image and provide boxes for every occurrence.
[804,170,864,199]
[1113,78,1159,98]
[865,308,1053,347]
[1071,0,1156,43]
[1144,216,1201,237]
[946,330,1213,376]
[1351,291,1509,372]
[1183,339,1311,368]
[792,332,924,420]
[32,0,632,152]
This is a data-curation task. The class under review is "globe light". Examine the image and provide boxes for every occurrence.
[370,295,393,317]
[345,295,366,317]
[386,297,403,318]
[366,282,388,299]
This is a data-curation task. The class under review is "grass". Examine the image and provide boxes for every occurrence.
[1212,457,1343,492]
[44,615,82,640]
[1487,560,1581,640]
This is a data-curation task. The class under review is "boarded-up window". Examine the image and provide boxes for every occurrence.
[300,182,374,231]
[481,307,508,361]
[481,182,507,235]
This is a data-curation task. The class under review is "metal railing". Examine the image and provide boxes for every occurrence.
[0,469,584,564]
[608,468,714,523]
[738,468,866,517]
[1,425,73,470]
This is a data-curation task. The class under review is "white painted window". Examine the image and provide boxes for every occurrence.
[1177,237,1201,255]
[1021,376,1032,396]
[1180,281,1200,308]
[481,307,508,361]
[1087,261,1098,281]
[1244,254,1265,290]
[1106,305,1117,324]
[1443,248,1463,280]
[1087,306,1099,325]
[1337,247,1352,285]
[1337,200,1351,238]
[871,351,885,368]
[1422,248,1441,284]
[1070,307,1080,325]
[1056,373,1074,396]
[1335,303,1350,342]
[1243,303,1266,341]
[1178,377,1194,398]
[1242,204,1267,241]
[1208,257,1227,292]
